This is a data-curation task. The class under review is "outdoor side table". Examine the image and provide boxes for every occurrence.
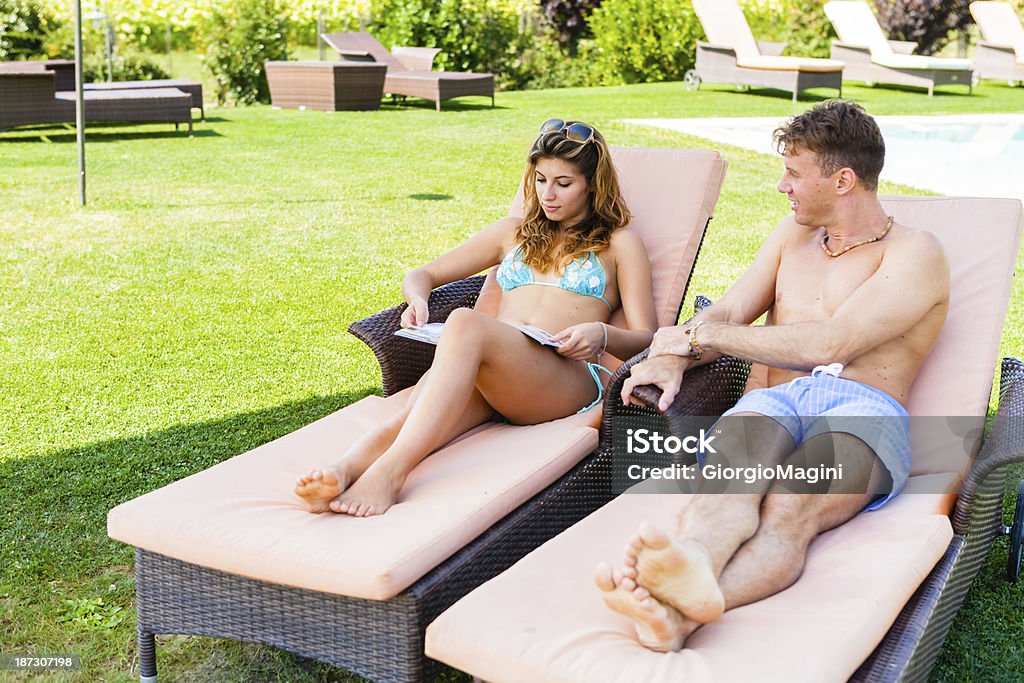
[265,61,387,111]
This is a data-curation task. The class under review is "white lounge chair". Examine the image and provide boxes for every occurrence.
[824,0,974,95]
[969,1,1024,86]
[685,0,844,103]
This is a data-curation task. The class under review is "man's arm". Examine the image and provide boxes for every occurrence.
[696,231,949,369]
[623,220,789,409]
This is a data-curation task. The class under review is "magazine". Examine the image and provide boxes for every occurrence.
[395,322,563,347]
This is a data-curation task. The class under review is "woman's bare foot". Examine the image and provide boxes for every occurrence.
[623,522,725,624]
[594,562,694,652]
[294,466,351,513]
[332,461,407,517]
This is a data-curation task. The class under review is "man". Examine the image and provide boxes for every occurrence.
[594,100,950,652]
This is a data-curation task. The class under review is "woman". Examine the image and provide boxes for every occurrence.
[296,119,657,516]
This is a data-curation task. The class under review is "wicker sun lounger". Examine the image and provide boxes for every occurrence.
[106,146,727,683]
[0,71,192,133]
[824,1,975,95]
[264,60,388,111]
[969,2,1024,86]
[82,80,204,119]
[321,32,494,111]
[424,195,1024,683]
[686,0,844,103]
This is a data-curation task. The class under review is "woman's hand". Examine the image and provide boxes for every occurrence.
[400,296,429,328]
[550,322,607,361]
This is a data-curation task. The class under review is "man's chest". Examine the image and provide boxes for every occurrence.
[774,243,883,319]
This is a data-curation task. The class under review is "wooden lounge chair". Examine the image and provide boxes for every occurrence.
[0,71,193,134]
[824,0,975,95]
[320,32,494,111]
[969,1,1024,86]
[425,196,1024,682]
[685,0,844,103]
[105,146,727,683]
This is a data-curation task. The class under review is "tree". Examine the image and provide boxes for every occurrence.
[872,0,972,56]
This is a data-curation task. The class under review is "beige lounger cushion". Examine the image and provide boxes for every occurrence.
[736,55,844,72]
[970,2,1024,62]
[108,390,597,600]
[425,476,955,683]
[826,1,973,71]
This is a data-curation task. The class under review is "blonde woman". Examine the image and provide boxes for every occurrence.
[297,119,657,516]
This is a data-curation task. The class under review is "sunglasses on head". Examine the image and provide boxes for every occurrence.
[539,118,595,144]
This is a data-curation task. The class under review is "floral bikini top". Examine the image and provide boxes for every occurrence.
[495,245,611,309]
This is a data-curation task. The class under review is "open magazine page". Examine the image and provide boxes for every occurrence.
[394,322,563,347]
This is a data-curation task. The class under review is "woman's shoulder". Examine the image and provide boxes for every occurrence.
[606,227,647,256]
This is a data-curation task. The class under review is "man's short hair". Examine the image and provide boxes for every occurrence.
[773,100,885,192]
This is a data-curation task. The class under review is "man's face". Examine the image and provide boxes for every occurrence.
[776,148,836,227]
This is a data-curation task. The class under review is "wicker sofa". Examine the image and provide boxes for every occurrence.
[0,70,193,133]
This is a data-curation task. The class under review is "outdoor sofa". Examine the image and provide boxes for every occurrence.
[0,59,204,118]
[321,32,494,111]
[106,146,728,683]
[824,1,974,95]
[425,195,1024,681]
[685,0,844,103]
[0,70,193,133]
[969,1,1024,86]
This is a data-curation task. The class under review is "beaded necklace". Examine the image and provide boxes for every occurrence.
[820,215,895,258]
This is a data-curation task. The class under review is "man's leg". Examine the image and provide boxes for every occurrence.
[611,414,797,623]
[713,431,891,609]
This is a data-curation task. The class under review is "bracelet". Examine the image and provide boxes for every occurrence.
[688,321,705,361]
[597,322,608,363]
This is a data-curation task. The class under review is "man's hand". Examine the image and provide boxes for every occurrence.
[621,355,689,411]
[648,326,694,359]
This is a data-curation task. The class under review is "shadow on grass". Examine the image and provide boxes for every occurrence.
[379,97,505,113]
[0,127,222,144]
[0,388,376,591]
[409,193,454,201]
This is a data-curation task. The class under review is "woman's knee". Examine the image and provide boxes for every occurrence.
[441,307,490,344]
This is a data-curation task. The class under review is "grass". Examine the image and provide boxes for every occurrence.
[2,77,1023,682]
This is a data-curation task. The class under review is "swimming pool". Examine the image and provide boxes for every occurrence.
[628,114,1024,203]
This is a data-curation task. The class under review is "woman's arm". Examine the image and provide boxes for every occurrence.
[551,229,657,361]
[401,217,516,327]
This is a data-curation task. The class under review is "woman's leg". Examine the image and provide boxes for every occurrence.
[335,308,600,516]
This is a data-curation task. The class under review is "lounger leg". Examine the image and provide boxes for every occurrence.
[138,628,157,683]
[792,89,798,104]
[490,94,494,109]
[436,99,441,112]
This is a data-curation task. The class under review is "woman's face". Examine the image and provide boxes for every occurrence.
[534,156,591,228]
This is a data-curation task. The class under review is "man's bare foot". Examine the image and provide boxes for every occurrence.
[294,466,350,513]
[332,461,406,517]
[623,522,725,624]
[594,562,694,652]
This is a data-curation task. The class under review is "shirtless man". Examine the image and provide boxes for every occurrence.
[594,100,950,651]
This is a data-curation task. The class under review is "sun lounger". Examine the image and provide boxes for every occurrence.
[320,32,494,111]
[105,146,727,683]
[425,195,1024,682]
[824,1,975,95]
[686,0,844,103]
[969,2,1024,86]
[82,80,204,119]
[264,60,388,111]
[0,71,193,133]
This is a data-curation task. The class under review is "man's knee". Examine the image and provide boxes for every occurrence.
[759,494,820,543]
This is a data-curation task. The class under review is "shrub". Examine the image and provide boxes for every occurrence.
[539,0,601,52]
[512,29,601,89]
[783,0,836,59]
[587,0,704,85]
[0,0,62,60]
[369,0,525,83]
[83,50,171,83]
[872,0,972,56]
[199,0,290,105]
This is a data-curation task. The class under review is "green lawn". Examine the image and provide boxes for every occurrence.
[2,79,1023,682]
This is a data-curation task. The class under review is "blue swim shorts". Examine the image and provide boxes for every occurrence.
[719,365,911,511]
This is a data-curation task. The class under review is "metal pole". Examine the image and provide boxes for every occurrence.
[318,11,326,61]
[74,0,86,206]
[103,0,113,81]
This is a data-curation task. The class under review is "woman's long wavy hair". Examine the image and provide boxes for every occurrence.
[516,121,630,272]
